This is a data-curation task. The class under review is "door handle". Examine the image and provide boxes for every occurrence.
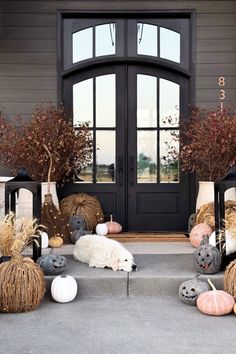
[129,156,135,186]
[118,156,123,186]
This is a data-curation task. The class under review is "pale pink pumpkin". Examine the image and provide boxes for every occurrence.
[106,215,122,234]
[197,279,235,316]
[190,223,212,247]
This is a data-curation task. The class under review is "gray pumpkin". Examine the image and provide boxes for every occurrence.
[193,236,222,274]
[69,215,90,244]
[37,248,67,275]
[69,215,86,231]
[179,274,211,306]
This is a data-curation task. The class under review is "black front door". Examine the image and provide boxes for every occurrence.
[61,14,193,232]
[63,63,191,231]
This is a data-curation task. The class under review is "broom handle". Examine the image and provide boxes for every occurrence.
[43,144,53,194]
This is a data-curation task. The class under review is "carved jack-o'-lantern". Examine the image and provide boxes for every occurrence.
[193,237,222,274]
[37,248,67,275]
[179,274,211,306]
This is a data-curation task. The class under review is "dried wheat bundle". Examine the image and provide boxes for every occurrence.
[224,260,236,301]
[60,193,104,231]
[0,212,15,256]
[0,215,45,313]
[196,202,215,228]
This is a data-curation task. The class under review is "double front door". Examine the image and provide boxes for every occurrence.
[63,63,191,232]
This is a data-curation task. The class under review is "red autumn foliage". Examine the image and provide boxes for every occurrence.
[0,104,93,182]
[179,106,236,181]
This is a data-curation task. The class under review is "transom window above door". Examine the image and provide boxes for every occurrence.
[63,17,190,70]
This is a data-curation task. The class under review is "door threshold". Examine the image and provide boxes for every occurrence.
[108,232,189,242]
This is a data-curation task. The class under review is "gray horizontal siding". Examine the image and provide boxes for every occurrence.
[0,0,236,117]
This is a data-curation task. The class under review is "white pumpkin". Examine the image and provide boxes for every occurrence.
[95,223,108,236]
[51,275,78,303]
[40,231,49,249]
[209,230,236,256]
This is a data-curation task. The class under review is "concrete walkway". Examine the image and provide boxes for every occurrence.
[1,242,233,354]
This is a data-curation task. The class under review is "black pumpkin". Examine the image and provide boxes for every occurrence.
[37,249,67,275]
[193,237,222,274]
[179,274,211,306]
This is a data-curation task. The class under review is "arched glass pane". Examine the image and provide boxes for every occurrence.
[96,74,116,127]
[159,79,179,127]
[95,23,116,57]
[160,130,179,183]
[137,23,158,57]
[73,78,93,127]
[73,27,93,63]
[160,27,180,63]
[137,131,157,183]
[96,131,116,183]
[137,74,157,128]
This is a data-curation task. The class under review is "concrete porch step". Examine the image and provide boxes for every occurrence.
[45,253,224,299]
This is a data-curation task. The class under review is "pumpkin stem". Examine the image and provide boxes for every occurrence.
[194,273,200,280]
[110,214,113,222]
[207,278,216,291]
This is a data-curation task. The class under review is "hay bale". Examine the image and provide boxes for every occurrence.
[60,193,104,232]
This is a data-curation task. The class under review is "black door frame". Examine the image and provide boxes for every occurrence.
[58,10,196,232]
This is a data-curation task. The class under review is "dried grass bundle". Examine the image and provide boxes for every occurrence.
[0,213,15,256]
[224,260,236,300]
[0,215,45,313]
[60,193,104,231]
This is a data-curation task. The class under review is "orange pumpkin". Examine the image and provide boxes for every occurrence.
[197,279,235,316]
[190,223,212,247]
[106,215,122,234]
[49,236,63,248]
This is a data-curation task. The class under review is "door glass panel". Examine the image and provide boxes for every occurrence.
[137,23,158,57]
[137,131,157,183]
[96,131,116,183]
[159,79,179,127]
[73,79,93,127]
[160,130,179,183]
[160,27,180,63]
[95,23,116,57]
[72,27,93,63]
[137,75,157,127]
[96,74,116,127]
[76,131,93,183]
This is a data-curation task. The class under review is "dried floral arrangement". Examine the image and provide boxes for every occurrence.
[0,104,93,182]
[0,213,45,312]
[179,106,236,181]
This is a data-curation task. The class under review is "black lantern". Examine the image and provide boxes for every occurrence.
[214,167,236,268]
[5,168,42,261]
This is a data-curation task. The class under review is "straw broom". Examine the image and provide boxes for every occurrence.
[40,145,70,245]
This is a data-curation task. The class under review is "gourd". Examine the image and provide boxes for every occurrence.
[193,236,222,274]
[178,274,210,306]
[106,215,122,234]
[51,275,78,303]
[37,248,66,275]
[190,223,212,248]
[197,279,235,316]
[49,235,63,248]
[224,259,236,300]
[96,223,108,236]
[40,231,49,249]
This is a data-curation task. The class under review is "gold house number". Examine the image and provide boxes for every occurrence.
[218,76,225,111]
